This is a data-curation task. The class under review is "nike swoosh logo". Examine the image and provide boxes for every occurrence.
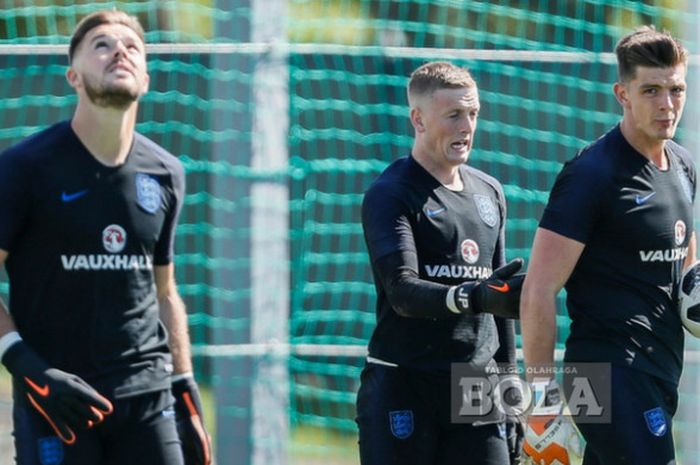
[61,189,89,202]
[487,283,510,293]
[635,192,656,205]
[24,377,50,397]
[426,207,446,218]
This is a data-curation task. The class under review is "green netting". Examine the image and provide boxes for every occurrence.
[0,1,699,464]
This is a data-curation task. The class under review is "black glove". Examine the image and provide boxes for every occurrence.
[448,258,525,318]
[172,375,212,465]
[506,417,525,464]
[2,341,113,444]
[499,372,525,464]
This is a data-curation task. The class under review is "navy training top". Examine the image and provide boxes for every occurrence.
[540,124,696,384]
[0,120,185,399]
[362,155,508,373]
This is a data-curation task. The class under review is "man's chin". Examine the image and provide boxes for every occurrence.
[450,150,470,165]
[84,81,141,109]
[89,91,139,109]
[657,129,677,141]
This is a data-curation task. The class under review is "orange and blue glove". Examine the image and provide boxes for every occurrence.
[2,339,113,444]
[172,374,212,465]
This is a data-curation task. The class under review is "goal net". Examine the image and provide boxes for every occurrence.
[0,1,699,464]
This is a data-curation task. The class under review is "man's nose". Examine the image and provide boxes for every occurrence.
[113,40,128,57]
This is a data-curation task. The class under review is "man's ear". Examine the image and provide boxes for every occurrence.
[66,67,80,89]
[613,82,628,107]
[410,107,425,133]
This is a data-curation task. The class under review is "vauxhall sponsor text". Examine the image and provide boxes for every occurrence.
[424,264,491,279]
[61,254,153,271]
[639,247,688,263]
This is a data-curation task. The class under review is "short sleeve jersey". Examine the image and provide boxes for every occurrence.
[540,125,696,384]
[0,121,185,398]
[362,156,507,372]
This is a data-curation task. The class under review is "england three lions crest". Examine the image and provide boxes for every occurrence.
[644,407,668,437]
[136,173,162,214]
[473,194,498,228]
[389,410,414,439]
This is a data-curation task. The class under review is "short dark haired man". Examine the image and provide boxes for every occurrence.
[521,26,695,465]
[0,10,210,465]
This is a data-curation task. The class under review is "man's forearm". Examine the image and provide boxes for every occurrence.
[520,293,557,382]
[159,291,193,375]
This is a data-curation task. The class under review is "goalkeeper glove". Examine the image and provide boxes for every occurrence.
[2,339,113,444]
[499,373,525,464]
[446,258,525,319]
[172,374,212,465]
[505,416,525,465]
[523,379,582,465]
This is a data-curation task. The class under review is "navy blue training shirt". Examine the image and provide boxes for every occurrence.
[540,124,696,384]
[362,155,509,372]
[0,120,185,398]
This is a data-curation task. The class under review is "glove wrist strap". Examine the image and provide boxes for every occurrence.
[0,331,22,362]
[446,286,460,314]
[172,372,195,383]
[447,282,477,314]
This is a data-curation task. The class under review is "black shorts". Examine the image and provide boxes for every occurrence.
[13,388,183,465]
[572,365,677,465]
[355,362,508,465]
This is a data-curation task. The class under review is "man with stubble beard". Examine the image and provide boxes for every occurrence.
[0,10,210,465]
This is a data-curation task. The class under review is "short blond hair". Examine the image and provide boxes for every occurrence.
[407,61,476,106]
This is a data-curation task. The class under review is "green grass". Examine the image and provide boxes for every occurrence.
[290,425,358,465]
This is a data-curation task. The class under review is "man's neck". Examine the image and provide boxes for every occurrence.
[619,120,668,169]
[412,149,463,191]
[71,102,138,167]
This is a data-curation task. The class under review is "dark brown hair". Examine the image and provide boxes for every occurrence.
[69,10,145,63]
[615,26,687,82]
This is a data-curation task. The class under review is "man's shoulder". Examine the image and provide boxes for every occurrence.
[132,132,184,175]
[0,120,73,165]
[367,156,415,191]
[666,139,694,167]
[462,164,504,195]
[560,126,621,181]
[577,126,618,161]
[363,157,427,217]
[379,155,414,176]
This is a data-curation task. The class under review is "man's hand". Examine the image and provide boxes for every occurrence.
[523,379,582,465]
[2,340,113,444]
[172,374,212,465]
[447,258,525,318]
